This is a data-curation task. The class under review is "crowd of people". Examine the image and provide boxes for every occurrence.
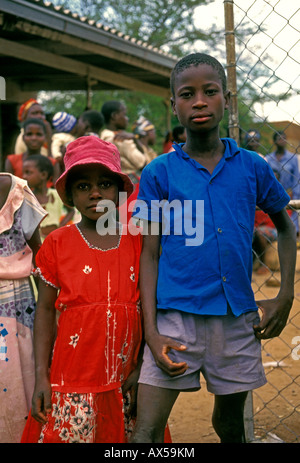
[0,52,298,444]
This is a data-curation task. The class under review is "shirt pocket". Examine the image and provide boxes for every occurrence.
[237,192,256,236]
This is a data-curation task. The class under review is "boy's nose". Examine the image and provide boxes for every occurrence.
[192,93,208,107]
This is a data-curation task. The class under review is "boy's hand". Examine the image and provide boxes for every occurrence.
[31,378,52,424]
[147,333,188,376]
[254,296,293,339]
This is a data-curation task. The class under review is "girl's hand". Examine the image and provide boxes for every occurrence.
[122,368,140,418]
[147,333,188,376]
[31,377,52,424]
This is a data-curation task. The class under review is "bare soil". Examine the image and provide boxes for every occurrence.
[168,264,300,444]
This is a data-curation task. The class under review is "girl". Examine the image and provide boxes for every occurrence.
[21,136,144,443]
[0,173,47,443]
[6,118,60,185]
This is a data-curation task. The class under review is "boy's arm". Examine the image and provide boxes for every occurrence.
[140,225,188,376]
[254,208,296,339]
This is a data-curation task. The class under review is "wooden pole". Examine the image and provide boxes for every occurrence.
[224,0,240,145]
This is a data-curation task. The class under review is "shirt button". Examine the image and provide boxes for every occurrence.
[222,276,227,282]
[218,228,222,233]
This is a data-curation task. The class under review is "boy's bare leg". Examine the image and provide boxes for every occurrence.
[212,391,248,443]
[130,384,180,443]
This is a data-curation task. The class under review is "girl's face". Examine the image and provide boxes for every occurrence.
[171,64,230,135]
[69,165,119,221]
[23,123,46,152]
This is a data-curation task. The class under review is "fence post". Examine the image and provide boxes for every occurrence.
[224,0,255,442]
[223,0,239,145]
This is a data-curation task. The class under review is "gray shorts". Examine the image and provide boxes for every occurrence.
[139,309,267,395]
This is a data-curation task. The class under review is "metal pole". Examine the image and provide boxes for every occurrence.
[224,0,240,145]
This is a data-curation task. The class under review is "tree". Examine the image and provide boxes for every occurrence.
[53,0,220,57]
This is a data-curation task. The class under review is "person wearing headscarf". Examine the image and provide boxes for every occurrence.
[14,99,52,157]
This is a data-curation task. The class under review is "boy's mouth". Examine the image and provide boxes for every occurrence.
[191,113,211,123]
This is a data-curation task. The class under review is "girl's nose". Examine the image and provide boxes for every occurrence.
[89,185,102,198]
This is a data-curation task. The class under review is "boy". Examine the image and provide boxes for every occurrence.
[100,100,146,180]
[79,109,104,137]
[130,53,296,443]
[265,131,300,234]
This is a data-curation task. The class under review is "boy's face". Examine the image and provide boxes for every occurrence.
[76,116,89,137]
[23,123,46,152]
[112,105,128,130]
[275,133,287,149]
[171,64,230,135]
[23,160,46,189]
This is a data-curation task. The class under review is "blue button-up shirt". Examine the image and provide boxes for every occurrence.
[134,138,290,316]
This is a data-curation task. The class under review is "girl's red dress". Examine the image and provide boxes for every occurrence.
[21,223,144,443]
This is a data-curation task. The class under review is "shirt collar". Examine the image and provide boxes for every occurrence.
[172,138,240,160]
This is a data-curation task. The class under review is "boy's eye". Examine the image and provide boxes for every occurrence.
[180,91,192,98]
[206,88,218,95]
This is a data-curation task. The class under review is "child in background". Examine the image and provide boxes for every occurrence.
[130,53,296,443]
[5,118,60,185]
[14,98,52,157]
[51,111,87,163]
[100,100,146,181]
[21,136,144,443]
[79,109,104,137]
[0,173,47,443]
[23,155,75,241]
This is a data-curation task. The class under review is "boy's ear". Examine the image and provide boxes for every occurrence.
[224,90,231,110]
[170,97,177,116]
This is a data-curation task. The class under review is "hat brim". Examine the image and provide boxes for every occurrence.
[55,160,134,207]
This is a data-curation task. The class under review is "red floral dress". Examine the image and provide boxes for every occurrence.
[21,224,143,443]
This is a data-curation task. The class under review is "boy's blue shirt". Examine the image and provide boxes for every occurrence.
[133,138,290,316]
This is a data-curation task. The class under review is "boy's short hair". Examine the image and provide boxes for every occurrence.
[22,117,46,134]
[170,53,227,96]
[81,110,104,132]
[101,101,123,124]
[26,154,54,180]
[273,131,285,142]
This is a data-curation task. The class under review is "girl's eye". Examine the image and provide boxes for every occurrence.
[77,183,89,191]
[99,180,114,189]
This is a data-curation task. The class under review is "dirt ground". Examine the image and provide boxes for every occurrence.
[168,253,300,444]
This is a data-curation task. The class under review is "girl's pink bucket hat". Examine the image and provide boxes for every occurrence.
[56,136,134,206]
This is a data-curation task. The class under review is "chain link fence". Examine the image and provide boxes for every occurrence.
[224,0,300,443]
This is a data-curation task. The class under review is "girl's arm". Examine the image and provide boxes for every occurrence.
[31,281,57,424]
[255,208,296,339]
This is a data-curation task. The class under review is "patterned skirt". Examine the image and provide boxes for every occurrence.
[22,388,136,443]
[0,277,36,443]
